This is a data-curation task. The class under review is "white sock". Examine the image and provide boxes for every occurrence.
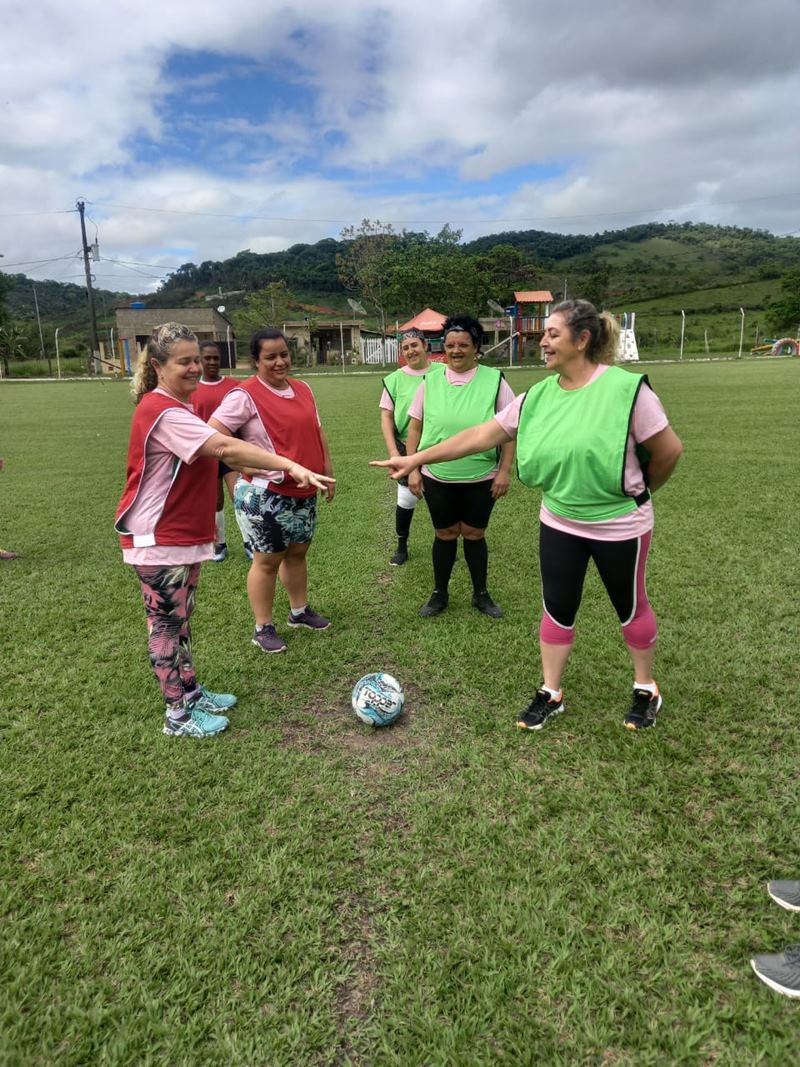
[634,681,658,695]
[291,605,308,618]
[542,685,562,700]
[215,509,225,543]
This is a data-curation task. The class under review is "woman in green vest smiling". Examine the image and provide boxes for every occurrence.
[373,300,682,732]
[378,328,444,566]
[404,315,516,618]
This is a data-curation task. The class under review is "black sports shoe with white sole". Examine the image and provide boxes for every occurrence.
[624,687,662,730]
[516,688,564,731]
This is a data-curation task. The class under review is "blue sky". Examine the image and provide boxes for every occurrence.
[1,0,798,292]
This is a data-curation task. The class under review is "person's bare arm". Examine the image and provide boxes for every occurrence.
[198,433,334,493]
[642,426,683,491]
[371,418,511,481]
[380,409,400,457]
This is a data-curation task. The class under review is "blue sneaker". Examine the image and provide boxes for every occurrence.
[189,685,237,712]
[163,710,229,737]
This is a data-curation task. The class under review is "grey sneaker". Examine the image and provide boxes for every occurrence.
[751,945,800,998]
[163,710,228,737]
[516,688,564,731]
[287,606,331,630]
[252,624,288,652]
[767,881,800,912]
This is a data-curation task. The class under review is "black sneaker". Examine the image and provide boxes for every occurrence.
[624,687,662,730]
[390,544,408,566]
[751,945,800,998]
[419,590,448,617]
[471,591,503,618]
[767,881,800,913]
[516,688,564,731]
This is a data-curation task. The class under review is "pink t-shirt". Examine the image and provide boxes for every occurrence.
[408,365,517,483]
[494,364,668,540]
[122,389,217,565]
[213,378,321,482]
[379,365,429,411]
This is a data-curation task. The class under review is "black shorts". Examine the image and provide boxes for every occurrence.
[422,475,496,531]
[218,460,234,477]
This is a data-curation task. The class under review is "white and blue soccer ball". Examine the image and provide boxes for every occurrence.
[352,672,405,727]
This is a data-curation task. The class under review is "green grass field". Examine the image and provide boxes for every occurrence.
[1,362,799,1065]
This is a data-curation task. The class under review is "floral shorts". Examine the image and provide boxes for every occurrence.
[234,480,317,555]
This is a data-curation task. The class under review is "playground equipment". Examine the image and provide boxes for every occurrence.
[751,337,800,357]
[616,312,640,362]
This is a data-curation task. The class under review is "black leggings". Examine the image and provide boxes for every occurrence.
[540,522,643,627]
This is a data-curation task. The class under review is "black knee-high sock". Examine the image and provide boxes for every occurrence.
[463,537,488,593]
[432,537,457,592]
[395,505,414,542]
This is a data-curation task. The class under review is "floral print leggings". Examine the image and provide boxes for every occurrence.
[134,564,200,705]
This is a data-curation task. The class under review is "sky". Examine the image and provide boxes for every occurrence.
[1,0,798,296]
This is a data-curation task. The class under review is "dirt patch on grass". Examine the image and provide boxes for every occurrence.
[334,899,381,1065]
[278,680,429,761]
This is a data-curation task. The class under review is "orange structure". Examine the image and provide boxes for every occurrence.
[396,307,448,363]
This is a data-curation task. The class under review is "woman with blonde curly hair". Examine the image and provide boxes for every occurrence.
[115,323,334,738]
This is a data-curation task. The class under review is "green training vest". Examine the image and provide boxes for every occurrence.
[516,366,649,521]
[419,364,503,481]
[383,362,444,444]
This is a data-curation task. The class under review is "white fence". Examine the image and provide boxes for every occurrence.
[363,337,398,364]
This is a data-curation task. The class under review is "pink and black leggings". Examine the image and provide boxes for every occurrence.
[538,524,657,650]
[133,564,201,706]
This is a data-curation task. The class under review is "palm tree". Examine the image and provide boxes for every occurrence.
[0,324,28,378]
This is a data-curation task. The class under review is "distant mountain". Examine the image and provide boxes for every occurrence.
[6,223,799,328]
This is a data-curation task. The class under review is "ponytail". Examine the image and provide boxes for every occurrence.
[595,311,620,365]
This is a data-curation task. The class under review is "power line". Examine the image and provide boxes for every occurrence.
[0,253,79,270]
[101,257,170,279]
[0,209,76,218]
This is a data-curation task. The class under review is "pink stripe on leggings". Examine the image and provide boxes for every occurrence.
[621,529,657,649]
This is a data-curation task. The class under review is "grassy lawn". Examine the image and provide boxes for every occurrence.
[1,362,798,1065]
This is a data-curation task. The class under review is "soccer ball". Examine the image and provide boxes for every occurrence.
[352,673,405,727]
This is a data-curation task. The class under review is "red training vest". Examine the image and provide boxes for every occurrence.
[191,376,239,423]
[237,376,325,498]
[115,391,217,548]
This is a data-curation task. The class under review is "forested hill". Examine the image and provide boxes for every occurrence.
[6,222,800,325]
[153,221,800,307]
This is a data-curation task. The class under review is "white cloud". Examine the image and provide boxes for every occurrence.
[1,0,798,292]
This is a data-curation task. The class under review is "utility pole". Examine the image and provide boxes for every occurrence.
[32,285,51,376]
[77,199,101,374]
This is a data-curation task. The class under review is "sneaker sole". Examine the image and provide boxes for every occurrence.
[750,959,800,998]
[767,887,800,913]
[162,727,216,738]
[286,621,331,630]
[251,639,287,653]
[516,705,564,731]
